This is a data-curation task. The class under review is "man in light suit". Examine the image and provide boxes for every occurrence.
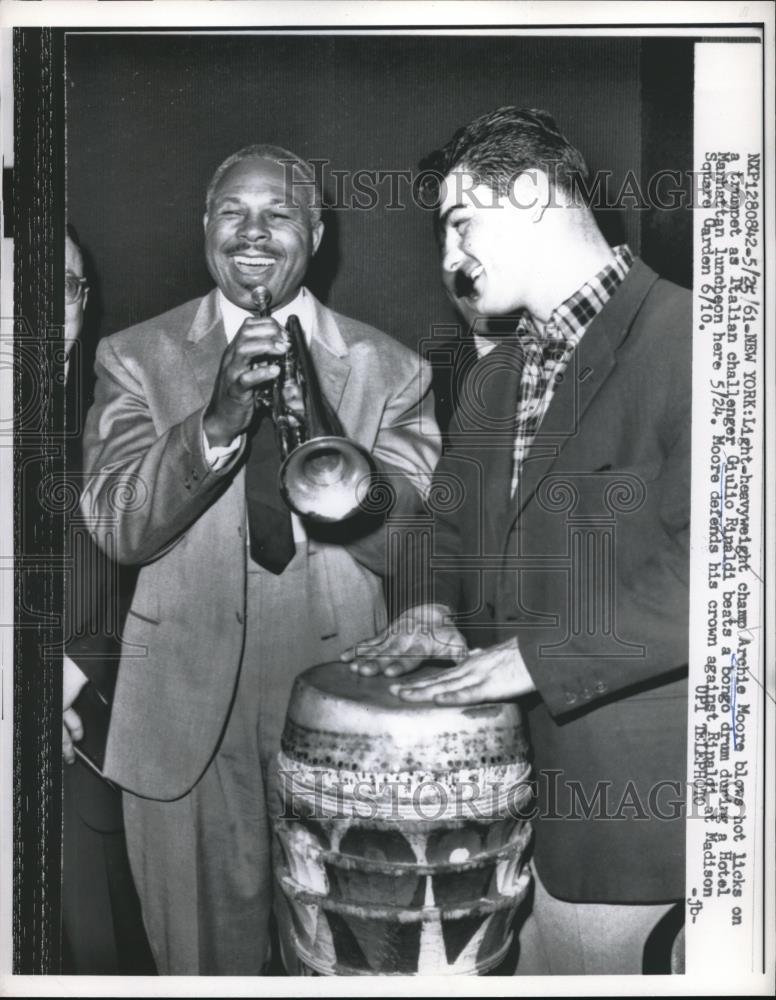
[79,145,440,974]
[347,108,690,974]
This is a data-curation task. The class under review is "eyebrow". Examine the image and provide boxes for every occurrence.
[213,195,294,208]
[439,203,465,228]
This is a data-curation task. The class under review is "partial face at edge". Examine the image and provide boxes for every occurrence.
[204,156,323,312]
[65,234,87,354]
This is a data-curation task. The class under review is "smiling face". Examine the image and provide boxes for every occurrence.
[204,156,323,311]
[438,168,536,319]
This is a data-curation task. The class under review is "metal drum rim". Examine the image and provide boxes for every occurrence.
[275,818,532,875]
[278,871,531,921]
[289,928,515,977]
[276,807,531,833]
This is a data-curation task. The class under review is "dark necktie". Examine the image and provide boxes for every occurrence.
[244,413,296,574]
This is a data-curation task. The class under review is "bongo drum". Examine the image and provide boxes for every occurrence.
[273,661,533,975]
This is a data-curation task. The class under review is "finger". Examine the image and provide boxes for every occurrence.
[238,315,285,337]
[351,645,410,675]
[349,652,403,676]
[62,724,75,765]
[390,670,480,700]
[351,645,421,677]
[341,627,392,663]
[232,320,290,352]
[381,628,461,677]
[387,662,470,690]
[393,681,475,702]
[382,653,428,678]
[237,364,282,389]
[63,707,83,743]
[345,616,431,672]
[434,682,488,706]
[390,681,442,703]
[350,658,382,677]
[376,630,430,671]
[348,625,406,657]
[234,338,289,361]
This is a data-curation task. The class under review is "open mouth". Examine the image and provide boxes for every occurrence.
[454,263,484,300]
[231,254,277,276]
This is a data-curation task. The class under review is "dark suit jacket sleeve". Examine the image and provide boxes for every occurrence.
[65,539,136,701]
[522,417,691,717]
[66,638,115,701]
[65,527,115,697]
[397,406,468,613]
[79,335,236,565]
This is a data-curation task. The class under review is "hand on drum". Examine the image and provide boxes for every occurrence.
[389,637,538,706]
[341,603,467,678]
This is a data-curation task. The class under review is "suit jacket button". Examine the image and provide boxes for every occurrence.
[192,469,199,481]
[235,610,244,624]
[564,691,578,705]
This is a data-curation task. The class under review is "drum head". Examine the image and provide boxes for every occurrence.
[282,661,528,775]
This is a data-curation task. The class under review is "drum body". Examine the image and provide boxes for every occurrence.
[274,661,533,975]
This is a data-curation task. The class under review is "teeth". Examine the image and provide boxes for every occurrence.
[469,264,484,280]
[234,256,274,267]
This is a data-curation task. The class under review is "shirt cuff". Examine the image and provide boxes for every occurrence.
[202,428,243,470]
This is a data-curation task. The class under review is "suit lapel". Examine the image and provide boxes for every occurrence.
[505,259,660,533]
[307,293,352,415]
[183,290,228,404]
[180,289,353,416]
[467,340,524,550]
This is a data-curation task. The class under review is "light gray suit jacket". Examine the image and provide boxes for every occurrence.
[80,289,440,799]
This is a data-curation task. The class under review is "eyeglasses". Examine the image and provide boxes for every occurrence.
[65,273,89,305]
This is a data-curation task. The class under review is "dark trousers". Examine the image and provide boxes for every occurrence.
[62,761,155,975]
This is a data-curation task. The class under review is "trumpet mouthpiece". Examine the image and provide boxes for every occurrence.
[251,285,272,316]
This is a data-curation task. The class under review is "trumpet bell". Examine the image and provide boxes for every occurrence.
[279,435,376,522]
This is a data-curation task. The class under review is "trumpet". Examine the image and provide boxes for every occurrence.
[249,284,375,523]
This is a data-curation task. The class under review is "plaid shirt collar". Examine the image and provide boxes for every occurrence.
[474,245,634,358]
[521,243,634,345]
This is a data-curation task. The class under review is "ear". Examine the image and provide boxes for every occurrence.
[510,170,552,223]
[310,220,324,256]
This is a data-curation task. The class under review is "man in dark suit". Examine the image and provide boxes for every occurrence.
[346,107,690,973]
[61,227,154,974]
[79,146,440,974]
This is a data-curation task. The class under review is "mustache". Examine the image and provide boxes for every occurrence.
[226,241,280,257]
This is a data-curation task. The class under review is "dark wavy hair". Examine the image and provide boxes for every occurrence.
[418,106,589,209]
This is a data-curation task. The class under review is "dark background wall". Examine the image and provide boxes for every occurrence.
[66,33,693,418]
